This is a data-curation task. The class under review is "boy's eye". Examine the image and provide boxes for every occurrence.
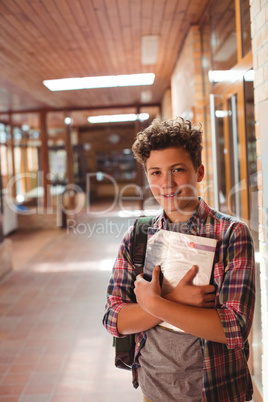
[173,168,184,175]
[151,171,161,176]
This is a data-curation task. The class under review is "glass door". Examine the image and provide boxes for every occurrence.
[210,84,247,220]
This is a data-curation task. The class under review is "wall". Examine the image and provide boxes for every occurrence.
[171,27,196,120]
[250,0,268,399]
[0,240,12,280]
[171,25,214,205]
[79,123,136,173]
[161,89,172,120]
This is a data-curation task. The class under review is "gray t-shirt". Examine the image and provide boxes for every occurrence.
[138,220,203,401]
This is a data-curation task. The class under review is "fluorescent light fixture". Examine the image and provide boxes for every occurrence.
[43,73,155,91]
[87,113,149,124]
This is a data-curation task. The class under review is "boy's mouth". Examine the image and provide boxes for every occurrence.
[162,190,182,198]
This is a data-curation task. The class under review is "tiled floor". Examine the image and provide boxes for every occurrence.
[0,211,142,401]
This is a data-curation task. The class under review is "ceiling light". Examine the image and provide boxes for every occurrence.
[142,35,159,65]
[64,117,72,125]
[140,90,152,103]
[43,73,155,91]
[87,113,149,124]
[16,194,25,203]
[215,110,228,118]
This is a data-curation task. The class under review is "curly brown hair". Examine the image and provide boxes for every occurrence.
[132,117,203,171]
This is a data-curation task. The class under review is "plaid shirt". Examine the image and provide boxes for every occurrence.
[103,198,255,401]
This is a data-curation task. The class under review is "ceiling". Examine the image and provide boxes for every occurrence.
[0,0,210,127]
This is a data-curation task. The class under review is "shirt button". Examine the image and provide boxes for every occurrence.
[137,342,140,346]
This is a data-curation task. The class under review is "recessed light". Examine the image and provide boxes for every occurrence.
[140,90,152,103]
[64,117,72,125]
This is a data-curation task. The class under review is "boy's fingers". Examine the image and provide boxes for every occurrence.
[181,265,199,284]
[205,294,216,302]
[203,284,216,294]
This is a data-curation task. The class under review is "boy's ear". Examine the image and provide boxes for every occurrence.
[197,164,205,182]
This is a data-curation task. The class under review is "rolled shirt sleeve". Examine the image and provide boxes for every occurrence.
[215,221,255,350]
[103,225,136,338]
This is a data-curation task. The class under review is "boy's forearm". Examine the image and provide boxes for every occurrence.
[117,302,162,335]
[145,295,227,344]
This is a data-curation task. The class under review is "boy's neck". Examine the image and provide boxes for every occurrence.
[165,199,200,223]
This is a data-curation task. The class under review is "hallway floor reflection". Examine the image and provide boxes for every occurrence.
[0,211,142,401]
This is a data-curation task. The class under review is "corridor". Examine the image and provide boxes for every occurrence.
[0,211,142,401]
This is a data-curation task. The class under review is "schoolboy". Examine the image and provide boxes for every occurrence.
[103,118,255,401]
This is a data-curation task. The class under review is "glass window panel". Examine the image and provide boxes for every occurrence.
[49,147,67,185]
[214,99,228,213]
[0,123,7,143]
[96,150,137,181]
[7,147,13,180]
[27,147,39,172]
[210,0,237,70]
[14,147,23,198]
[227,95,242,218]
[1,145,7,177]
[0,124,9,188]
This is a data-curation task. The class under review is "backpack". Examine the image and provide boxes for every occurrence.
[113,216,154,383]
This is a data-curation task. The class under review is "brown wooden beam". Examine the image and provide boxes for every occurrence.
[65,119,74,186]
[39,111,49,210]
[135,106,145,211]
[8,113,16,199]
[0,103,161,116]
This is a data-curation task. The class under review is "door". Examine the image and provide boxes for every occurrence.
[210,82,249,221]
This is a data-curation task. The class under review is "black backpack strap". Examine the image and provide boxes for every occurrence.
[113,216,154,376]
[131,216,154,276]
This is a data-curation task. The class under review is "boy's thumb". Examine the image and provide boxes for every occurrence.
[152,265,160,282]
[182,265,199,284]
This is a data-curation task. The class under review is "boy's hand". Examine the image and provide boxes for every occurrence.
[134,266,162,311]
[164,265,216,308]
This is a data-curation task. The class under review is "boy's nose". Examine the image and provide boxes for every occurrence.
[161,171,174,188]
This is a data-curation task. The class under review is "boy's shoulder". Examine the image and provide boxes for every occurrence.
[201,199,252,239]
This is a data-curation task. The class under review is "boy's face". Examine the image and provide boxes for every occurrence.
[145,147,204,222]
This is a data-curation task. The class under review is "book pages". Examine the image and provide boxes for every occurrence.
[144,229,217,332]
